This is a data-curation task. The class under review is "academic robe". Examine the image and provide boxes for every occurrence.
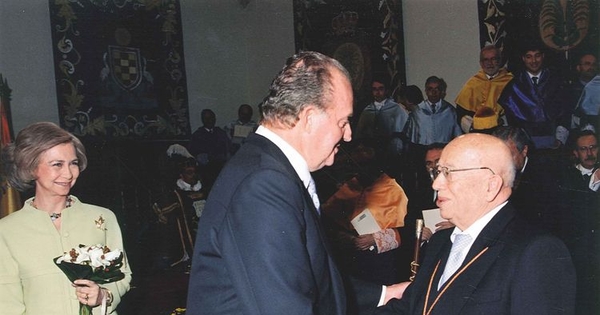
[404,100,462,146]
[498,69,570,148]
[455,68,513,116]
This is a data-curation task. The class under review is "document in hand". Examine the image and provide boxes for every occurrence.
[233,125,254,138]
[422,208,445,233]
[350,208,381,235]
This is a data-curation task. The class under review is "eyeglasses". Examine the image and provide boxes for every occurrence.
[577,144,598,152]
[431,166,495,180]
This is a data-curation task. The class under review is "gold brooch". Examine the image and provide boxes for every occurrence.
[95,215,106,231]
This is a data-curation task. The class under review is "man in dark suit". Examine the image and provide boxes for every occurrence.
[492,126,567,236]
[186,51,403,315]
[376,133,575,315]
[558,130,600,315]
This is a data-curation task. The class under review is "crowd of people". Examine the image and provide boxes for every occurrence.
[180,49,598,315]
[1,45,598,315]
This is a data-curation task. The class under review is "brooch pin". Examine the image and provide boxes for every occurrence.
[95,215,106,231]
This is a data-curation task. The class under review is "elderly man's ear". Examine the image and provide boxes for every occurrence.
[485,174,504,202]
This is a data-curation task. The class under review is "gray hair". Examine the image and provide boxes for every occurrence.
[1,122,87,191]
[259,51,351,128]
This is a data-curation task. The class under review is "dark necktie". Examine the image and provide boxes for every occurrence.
[532,77,538,86]
[431,103,436,114]
[583,173,592,183]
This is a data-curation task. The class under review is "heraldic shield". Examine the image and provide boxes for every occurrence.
[108,45,143,91]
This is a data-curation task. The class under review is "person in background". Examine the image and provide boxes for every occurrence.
[569,53,597,130]
[404,76,462,147]
[400,143,453,283]
[153,144,206,271]
[455,45,513,133]
[493,125,564,238]
[395,85,424,113]
[558,130,599,315]
[187,109,231,192]
[321,144,410,285]
[376,133,575,315]
[498,43,571,149]
[355,77,409,177]
[223,104,258,154]
[0,122,131,315]
[186,51,404,315]
[573,71,600,132]
[403,76,462,202]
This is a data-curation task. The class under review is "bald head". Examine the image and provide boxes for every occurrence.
[432,133,515,230]
[446,133,516,188]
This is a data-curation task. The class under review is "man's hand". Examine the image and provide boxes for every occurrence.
[421,227,433,241]
[383,281,411,304]
[435,220,455,231]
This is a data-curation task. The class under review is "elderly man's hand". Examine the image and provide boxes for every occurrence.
[383,281,411,304]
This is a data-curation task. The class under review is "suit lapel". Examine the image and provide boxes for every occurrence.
[246,133,347,314]
[435,204,516,312]
[246,133,321,216]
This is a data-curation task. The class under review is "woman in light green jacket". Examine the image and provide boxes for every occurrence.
[0,122,131,315]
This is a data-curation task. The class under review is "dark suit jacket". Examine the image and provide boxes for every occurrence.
[375,203,575,315]
[558,165,600,315]
[186,133,379,315]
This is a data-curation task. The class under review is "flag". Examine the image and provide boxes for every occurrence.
[0,74,22,218]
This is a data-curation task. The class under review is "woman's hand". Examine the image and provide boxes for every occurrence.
[73,279,103,307]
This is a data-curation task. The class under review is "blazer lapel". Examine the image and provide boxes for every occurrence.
[438,204,516,312]
[247,133,320,217]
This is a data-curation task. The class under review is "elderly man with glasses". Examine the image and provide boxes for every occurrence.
[376,133,575,315]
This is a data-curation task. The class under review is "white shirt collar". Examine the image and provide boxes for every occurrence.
[449,200,508,243]
[527,71,541,80]
[486,73,498,80]
[177,179,202,192]
[520,156,529,173]
[255,125,312,189]
[576,163,594,176]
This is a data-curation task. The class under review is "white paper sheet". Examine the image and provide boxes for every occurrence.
[350,208,381,235]
[422,208,445,233]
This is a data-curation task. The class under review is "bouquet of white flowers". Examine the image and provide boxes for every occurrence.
[54,244,125,315]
